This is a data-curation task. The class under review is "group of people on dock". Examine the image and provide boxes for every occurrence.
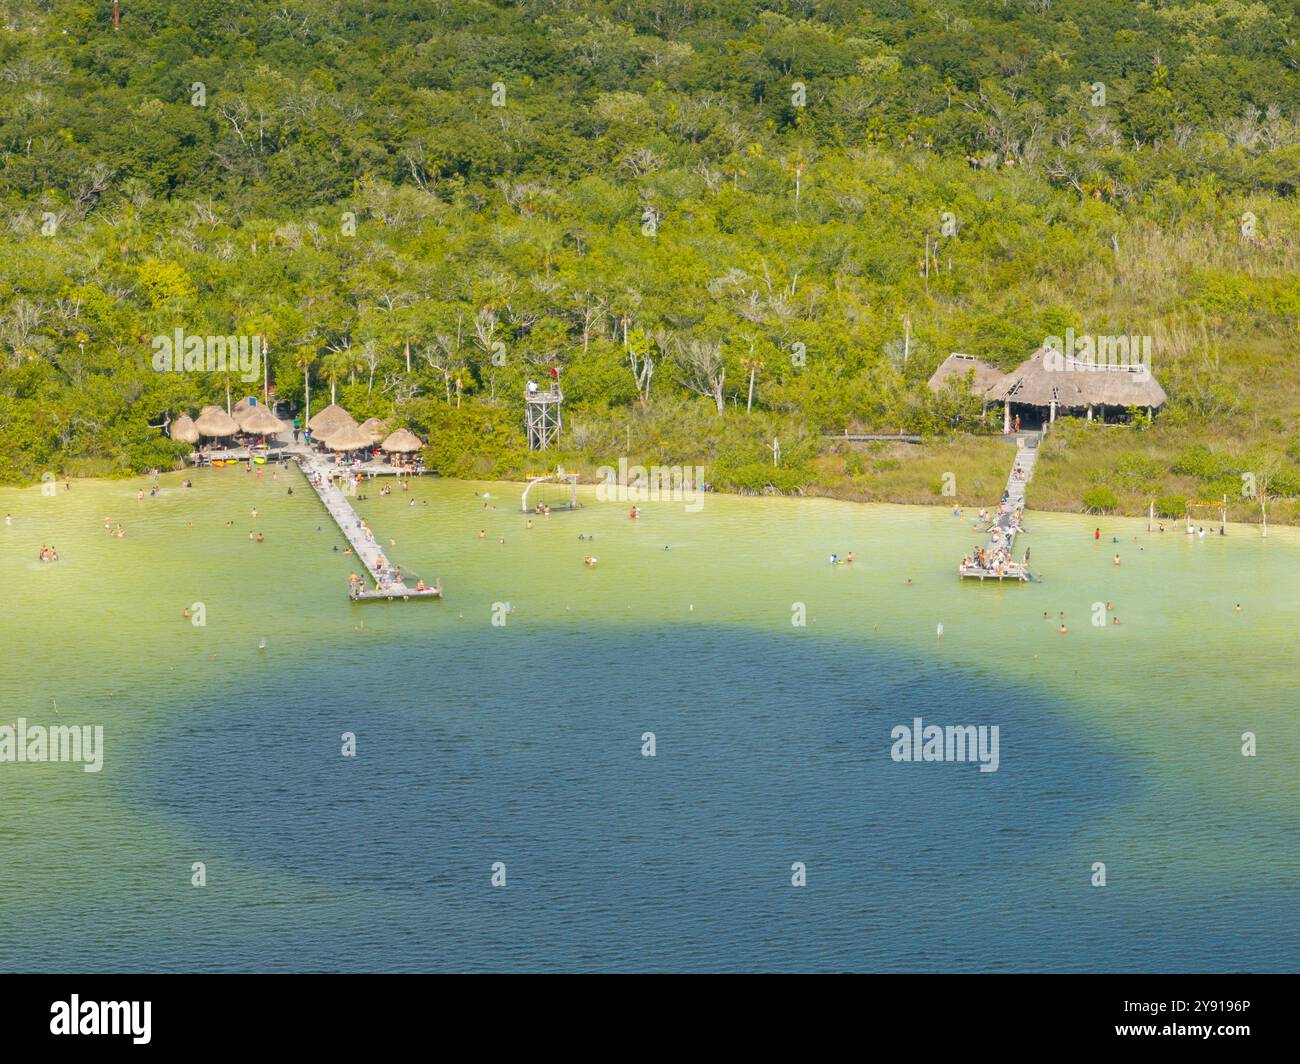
[962,500,1028,578]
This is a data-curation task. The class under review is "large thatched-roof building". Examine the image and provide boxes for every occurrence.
[985,347,1166,429]
[928,346,1167,431]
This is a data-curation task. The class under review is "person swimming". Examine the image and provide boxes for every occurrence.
[584,556,597,567]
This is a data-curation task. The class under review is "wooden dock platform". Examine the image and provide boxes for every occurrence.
[187,431,440,601]
[293,449,442,603]
[959,434,1038,582]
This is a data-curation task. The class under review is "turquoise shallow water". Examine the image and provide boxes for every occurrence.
[0,467,1296,971]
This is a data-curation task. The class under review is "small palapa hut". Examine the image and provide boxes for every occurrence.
[358,417,388,443]
[381,428,424,453]
[194,407,240,438]
[927,353,1007,397]
[238,405,287,437]
[308,403,357,437]
[169,414,200,444]
[321,422,374,453]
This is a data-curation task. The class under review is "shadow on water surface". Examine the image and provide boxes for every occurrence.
[67,624,1292,971]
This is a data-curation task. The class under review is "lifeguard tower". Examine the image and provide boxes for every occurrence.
[525,380,562,450]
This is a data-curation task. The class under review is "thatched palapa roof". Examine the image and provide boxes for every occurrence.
[927,353,1007,397]
[381,428,423,453]
[358,417,388,443]
[308,403,356,435]
[985,348,1166,409]
[238,405,287,435]
[194,408,240,436]
[169,414,199,444]
[232,396,260,415]
[322,423,375,452]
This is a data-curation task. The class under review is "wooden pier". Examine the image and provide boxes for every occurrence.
[959,434,1038,582]
[186,423,440,601]
[293,450,442,602]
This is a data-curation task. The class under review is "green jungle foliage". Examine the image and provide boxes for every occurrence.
[1,1,1298,519]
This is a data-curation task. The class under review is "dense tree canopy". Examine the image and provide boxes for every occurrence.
[1,0,1298,513]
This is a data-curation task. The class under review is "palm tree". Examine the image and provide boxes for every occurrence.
[293,346,319,424]
[322,348,352,405]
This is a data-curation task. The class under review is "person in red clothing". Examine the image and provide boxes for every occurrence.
[1095,527,1101,540]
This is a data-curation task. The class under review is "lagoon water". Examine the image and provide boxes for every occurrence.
[1,466,1297,971]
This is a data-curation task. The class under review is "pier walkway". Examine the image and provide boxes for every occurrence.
[187,429,440,601]
[959,433,1038,582]
[294,449,442,602]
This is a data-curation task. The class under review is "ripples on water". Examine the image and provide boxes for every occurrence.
[0,470,1296,971]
